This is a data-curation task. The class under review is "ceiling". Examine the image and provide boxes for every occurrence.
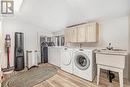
[16,0,130,31]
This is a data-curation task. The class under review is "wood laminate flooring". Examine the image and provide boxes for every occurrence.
[33,64,130,87]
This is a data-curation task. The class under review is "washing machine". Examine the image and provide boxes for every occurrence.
[73,48,96,81]
[61,48,74,74]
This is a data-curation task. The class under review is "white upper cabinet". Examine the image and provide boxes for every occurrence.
[64,22,99,43]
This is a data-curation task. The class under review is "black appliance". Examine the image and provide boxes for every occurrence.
[40,36,51,63]
[41,42,48,63]
[14,32,25,71]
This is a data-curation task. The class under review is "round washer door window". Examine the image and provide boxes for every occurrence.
[74,52,90,70]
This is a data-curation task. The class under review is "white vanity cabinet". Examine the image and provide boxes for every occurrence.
[48,47,63,67]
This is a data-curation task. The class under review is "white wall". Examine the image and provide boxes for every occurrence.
[0,19,1,32]
[0,18,4,51]
[128,15,130,81]
[0,19,2,69]
[100,16,129,79]
[101,17,129,49]
[1,18,51,68]
[0,19,2,50]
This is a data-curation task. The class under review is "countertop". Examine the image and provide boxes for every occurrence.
[95,49,128,56]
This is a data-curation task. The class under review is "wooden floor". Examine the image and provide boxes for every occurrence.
[3,64,130,87]
[33,64,130,87]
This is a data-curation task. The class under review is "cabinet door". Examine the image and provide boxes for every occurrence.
[65,27,77,43]
[64,29,70,43]
[48,47,62,67]
[70,27,77,42]
[48,47,54,64]
[86,23,98,42]
[56,48,62,67]
[48,47,57,66]
[77,25,86,42]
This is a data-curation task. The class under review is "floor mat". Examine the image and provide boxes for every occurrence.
[2,66,58,87]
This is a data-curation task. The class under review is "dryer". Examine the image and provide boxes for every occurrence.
[61,48,74,73]
[73,48,96,81]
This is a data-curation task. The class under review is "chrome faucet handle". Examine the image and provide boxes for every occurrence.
[106,43,113,50]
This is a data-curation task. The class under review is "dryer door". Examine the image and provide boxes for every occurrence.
[74,52,90,70]
[62,49,72,66]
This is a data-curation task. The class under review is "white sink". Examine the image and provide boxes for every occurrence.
[95,49,127,55]
[95,49,127,69]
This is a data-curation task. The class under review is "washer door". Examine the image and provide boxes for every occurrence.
[74,52,90,70]
[62,50,72,66]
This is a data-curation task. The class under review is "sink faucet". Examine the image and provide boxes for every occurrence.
[106,43,113,50]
